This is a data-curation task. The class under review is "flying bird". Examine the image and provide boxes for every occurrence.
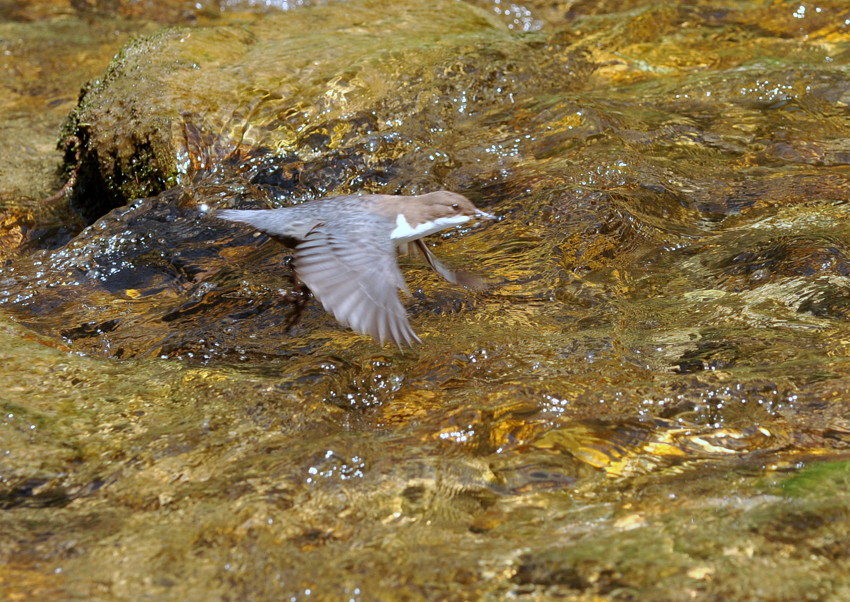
[217,190,494,347]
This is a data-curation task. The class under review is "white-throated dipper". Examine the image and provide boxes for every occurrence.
[217,191,494,347]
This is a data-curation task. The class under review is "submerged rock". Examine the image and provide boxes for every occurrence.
[58,0,581,219]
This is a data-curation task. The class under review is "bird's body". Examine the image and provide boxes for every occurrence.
[217,191,493,347]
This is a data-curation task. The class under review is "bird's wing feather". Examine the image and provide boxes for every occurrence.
[294,222,421,347]
[412,239,488,290]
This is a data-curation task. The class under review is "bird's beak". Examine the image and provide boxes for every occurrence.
[476,210,497,220]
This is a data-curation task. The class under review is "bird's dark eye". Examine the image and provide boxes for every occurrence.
[451,203,460,210]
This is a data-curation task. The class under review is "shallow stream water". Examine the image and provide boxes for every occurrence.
[2,0,850,599]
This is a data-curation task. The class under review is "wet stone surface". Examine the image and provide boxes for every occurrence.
[2,0,850,600]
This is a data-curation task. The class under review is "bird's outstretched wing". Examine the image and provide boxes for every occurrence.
[411,239,488,290]
[294,222,421,347]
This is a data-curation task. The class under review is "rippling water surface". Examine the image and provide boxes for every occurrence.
[2,0,850,599]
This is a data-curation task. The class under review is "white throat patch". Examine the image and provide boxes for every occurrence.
[390,213,470,242]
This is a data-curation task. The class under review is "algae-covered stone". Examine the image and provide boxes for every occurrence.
[60,0,547,218]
